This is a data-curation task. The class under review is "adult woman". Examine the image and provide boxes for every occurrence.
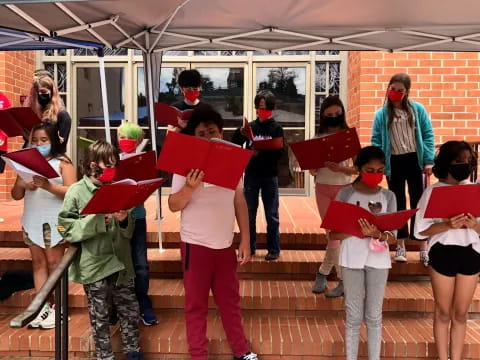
[371,73,435,265]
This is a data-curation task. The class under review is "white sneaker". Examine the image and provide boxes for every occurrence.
[394,247,407,263]
[39,306,56,329]
[28,303,50,328]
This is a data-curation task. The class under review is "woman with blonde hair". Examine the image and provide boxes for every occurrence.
[28,75,71,153]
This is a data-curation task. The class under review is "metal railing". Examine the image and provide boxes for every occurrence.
[10,244,79,360]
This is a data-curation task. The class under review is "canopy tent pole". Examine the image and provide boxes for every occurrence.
[97,48,111,144]
[144,36,164,252]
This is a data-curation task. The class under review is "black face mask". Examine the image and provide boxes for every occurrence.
[38,93,51,107]
[323,114,345,128]
[448,163,471,182]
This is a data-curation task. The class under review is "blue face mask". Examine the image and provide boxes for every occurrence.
[33,144,51,157]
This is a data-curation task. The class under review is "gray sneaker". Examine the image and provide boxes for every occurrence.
[419,250,429,267]
[325,281,344,298]
[312,273,327,294]
[394,247,407,263]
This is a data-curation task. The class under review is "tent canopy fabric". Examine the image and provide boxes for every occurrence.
[1,0,480,53]
[0,26,102,50]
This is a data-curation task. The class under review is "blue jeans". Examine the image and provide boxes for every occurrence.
[131,218,152,313]
[244,174,280,255]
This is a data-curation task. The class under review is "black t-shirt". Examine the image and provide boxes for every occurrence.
[171,100,201,111]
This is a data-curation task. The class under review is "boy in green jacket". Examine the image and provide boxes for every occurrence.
[57,140,143,360]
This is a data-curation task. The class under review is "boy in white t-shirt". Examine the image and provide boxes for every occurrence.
[168,104,259,360]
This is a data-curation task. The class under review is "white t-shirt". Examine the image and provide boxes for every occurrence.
[171,174,238,249]
[337,186,396,269]
[414,181,480,253]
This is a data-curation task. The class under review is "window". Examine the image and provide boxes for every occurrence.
[314,62,341,135]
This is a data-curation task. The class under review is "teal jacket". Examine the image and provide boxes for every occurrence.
[371,100,435,177]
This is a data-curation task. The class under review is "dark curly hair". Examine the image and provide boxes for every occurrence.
[432,140,477,180]
[182,103,224,136]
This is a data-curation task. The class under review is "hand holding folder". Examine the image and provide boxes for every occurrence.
[242,118,283,150]
[321,200,418,238]
[115,151,158,182]
[289,128,361,170]
[156,131,253,190]
[1,148,59,183]
[424,184,480,218]
[0,107,41,137]
[154,102,193,128]
[80,178,166,215]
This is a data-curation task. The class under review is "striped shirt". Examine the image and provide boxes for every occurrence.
[389,108,416,155]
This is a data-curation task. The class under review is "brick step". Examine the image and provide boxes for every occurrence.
[0,248,429,280]
[3,279,480,316]
[0,311,479,359]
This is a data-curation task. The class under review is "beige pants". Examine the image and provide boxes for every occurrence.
[319,246,342,280]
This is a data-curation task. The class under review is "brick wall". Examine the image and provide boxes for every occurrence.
[348,51,480,147]
[0,51,35,201]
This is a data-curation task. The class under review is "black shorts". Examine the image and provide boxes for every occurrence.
[429,242,480,277]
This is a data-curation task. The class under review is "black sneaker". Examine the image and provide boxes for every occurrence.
[234,351,259,360]
[264,252,280,261]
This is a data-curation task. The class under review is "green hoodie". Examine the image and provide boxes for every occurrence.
[57,176,134,285]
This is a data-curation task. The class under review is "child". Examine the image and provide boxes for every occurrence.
[117,122,158,325]
[414,141,480,360]
[169,69,203,132]
[232,90,284,261]
[169,104,259,360]
[57,140,143,360]
[330,146,397,360]
[310,96,357,297]
[11,122,76,329]
[372,73,434,265]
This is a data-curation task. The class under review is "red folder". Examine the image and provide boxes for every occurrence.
[321,201,418,238]
[80,178,166,215]
[156,131,253,190]
[243,118,254,141]
[253,137,284,150]
[2,148,59,178]
[114,151,158,182]
[289,128,361,170]
[0,107,41,137]
[154,102,193,127]
[424,184,480,218]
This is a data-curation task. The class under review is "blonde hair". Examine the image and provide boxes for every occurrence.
[29,75,63,123]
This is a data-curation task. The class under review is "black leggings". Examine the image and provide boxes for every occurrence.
[387,152,425,240]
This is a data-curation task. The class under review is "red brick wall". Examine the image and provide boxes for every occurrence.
[0,51,35,201]
[348,51,480,146]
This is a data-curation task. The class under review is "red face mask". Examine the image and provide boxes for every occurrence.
[98,167,117,183]
[257,109,272,120]
[184,90,200,102]
[119,139,137,154]
[387,89,404,102]
[361,172,383,187]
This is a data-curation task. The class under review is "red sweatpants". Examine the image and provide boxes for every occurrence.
[180,242,249,360]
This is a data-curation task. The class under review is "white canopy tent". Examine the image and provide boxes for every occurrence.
[2,0,480,249]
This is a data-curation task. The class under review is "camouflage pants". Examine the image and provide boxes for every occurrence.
[83,273,140,360]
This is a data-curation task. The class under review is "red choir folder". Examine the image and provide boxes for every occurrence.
[156,131,253,190]
[154,102,193,127]
[424,184,480,218]
[321,201,418,238]
[289,128,361,170]
[0,107,41,137]
[80,178,166,215]
[115,151,158,182]
[2,148,59,178]
[253,137,284,150]
[243,118,254,141]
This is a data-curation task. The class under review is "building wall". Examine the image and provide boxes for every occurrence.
[348,51,480,146]
[0,51,35,201]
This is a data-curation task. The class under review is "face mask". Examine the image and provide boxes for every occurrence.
[38,93,51,107]
[257,109,272,120]
[361,172,383,187]
[119,139,137,154]
[387,89,404,102]
[97,167,117,183]
[184,90,200,102]
[324,114,345,128]
[448,163,471,182]
[33,143,51,157]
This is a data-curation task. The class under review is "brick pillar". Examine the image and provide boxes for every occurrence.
[0,51,35,202]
